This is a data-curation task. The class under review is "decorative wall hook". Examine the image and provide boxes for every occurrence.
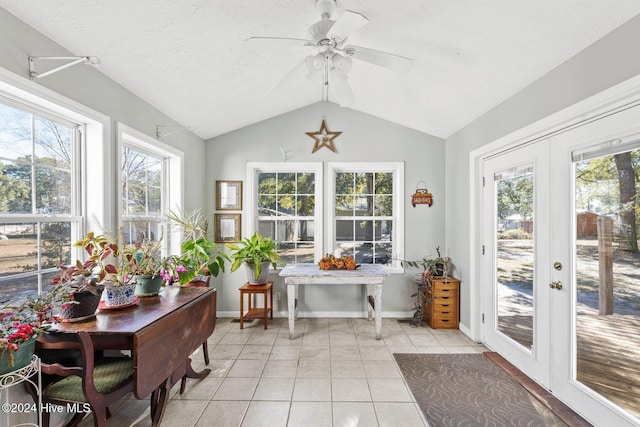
[411,181,433,207]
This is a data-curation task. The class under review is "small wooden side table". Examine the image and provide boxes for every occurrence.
[239,281,273,329]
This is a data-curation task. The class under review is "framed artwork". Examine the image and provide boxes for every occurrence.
[216,180,242,210]
[214,213,241,243]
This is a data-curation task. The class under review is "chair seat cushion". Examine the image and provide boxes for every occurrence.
[44,357,134,403]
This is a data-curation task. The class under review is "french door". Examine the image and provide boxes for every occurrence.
[482,141,552,385]
[482,103,640,426]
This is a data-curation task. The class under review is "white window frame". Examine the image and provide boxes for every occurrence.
[0,68,109,293]
[327,162,404,272]
[246,162,324,264]
[117,122,183,256]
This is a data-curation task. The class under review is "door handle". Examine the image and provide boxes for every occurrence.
[549,281,563,290]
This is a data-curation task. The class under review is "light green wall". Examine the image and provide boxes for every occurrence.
[446,14,640,337]
[206,102,445,315]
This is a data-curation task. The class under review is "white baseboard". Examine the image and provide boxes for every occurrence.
[217,310,415,319]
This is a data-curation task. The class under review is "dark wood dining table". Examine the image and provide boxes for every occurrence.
[37,285,217,426]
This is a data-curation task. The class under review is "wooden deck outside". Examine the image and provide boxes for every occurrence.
[497,313,640,419]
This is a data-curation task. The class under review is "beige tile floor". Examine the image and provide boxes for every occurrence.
[75,317,486,427]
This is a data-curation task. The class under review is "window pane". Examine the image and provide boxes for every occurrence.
[355,172,373,195]
[258,195,277,215]
[0,223,37,275]
[336,220,354,241]
[375,172,393,194]
[34,116,72,166]
[278,242,296,264]
[0,160,32,213]
[36,166,71,214]
[148,186,161,215]
[354,242,374,264]
[276,195,295,216]
[296,243,315,263]
[336,195,354,215]
[296,195,314,216]
[41,222,71,269]
[0,275,38,304]
[374,195,392,216]
[298,220,314,241]
[355,196,373,216]
[257,220,275,239]
[277,173,296,194]
[297,172,315,193]
[0,102,31,160]
[377,220,393,241]
[276,220,297,241]
[335,172,354,194]
[258,172,276,194]
[374,243,392,264]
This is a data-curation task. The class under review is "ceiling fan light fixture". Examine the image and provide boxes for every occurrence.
[305,53,326,75]
[315,0,336,18]
[331,53,352,76]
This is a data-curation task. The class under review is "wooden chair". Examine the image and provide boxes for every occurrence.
[180,274,212,393]
[36,331,135,427]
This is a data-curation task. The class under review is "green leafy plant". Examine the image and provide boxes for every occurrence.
[226,232,284,280]
[167,209,229,284]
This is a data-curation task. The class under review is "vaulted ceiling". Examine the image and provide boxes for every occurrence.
[2,1,639,140]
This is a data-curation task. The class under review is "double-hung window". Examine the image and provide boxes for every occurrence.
[247,162,323,264]
[118,124,182,254]
[0,95,81,300]
[328,162,404,270]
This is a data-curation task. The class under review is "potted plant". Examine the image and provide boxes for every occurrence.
[402,247,451,326]
[129,239,164,296]
[72,231,137,307]
[226,232,284,284]
[49,260,104,321]
[0,295,56,374]
[167,209,229,284]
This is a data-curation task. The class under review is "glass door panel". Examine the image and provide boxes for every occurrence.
[574,146,640,418]
[495,167,535,350]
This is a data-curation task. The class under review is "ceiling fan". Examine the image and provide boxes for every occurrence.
[247,0,413,106]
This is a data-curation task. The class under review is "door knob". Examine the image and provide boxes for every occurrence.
[549,281,563,290]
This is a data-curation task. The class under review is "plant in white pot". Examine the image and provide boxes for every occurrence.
[226,232,284,284]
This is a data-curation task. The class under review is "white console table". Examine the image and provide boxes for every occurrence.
[279,264,390,340]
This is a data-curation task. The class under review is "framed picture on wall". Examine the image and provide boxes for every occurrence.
[214,213,241,243]
[216,180,242,210]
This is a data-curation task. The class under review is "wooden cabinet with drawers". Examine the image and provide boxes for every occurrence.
[423,277,460,329]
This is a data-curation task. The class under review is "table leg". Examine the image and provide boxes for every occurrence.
[366,283,374,321]
[269,285,273,319]
[263,290,268,330]
[373,283,382,340]
[150,378,171,427]
[288,283,296,339]
[240,290,244,329]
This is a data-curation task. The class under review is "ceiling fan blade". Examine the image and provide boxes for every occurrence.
[328,10,369,41]
[344,45,413,72]
[245,36,313,47]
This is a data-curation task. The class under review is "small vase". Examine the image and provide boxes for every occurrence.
[0,336,37,375]
[134,275,163,297]
[245,261,271,285]
[104,283,137,307]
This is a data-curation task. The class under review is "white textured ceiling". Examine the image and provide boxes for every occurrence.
[1,0,640,140]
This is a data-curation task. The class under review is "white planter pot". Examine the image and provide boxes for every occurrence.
[244,261,271,285]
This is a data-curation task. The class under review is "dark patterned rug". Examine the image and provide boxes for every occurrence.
[394,353,567,427]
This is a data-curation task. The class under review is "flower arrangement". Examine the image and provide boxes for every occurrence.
[72,231,137,287]
[318,253,359,270]
[0,296,56,368]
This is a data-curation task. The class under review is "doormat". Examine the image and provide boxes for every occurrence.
[393,353,590,427]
